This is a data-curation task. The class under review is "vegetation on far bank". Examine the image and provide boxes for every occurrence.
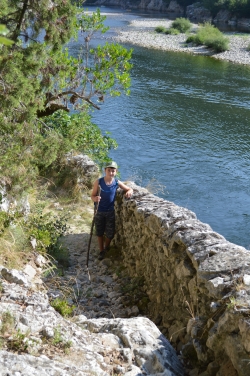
[155,18,229,52]
[155,17,192,35]
[0,2,133,270]
[186,22,229,52]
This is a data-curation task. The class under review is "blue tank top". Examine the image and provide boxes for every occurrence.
[97,177,118,212]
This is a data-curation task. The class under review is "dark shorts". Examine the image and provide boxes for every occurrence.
[94,210,115,239]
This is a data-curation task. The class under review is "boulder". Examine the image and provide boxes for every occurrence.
[186,2,212,22]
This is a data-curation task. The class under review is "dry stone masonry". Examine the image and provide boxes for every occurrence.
[114,183,250,376]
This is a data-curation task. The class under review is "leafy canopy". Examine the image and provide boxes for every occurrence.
[0,2,132,192]
[0,4,132,123]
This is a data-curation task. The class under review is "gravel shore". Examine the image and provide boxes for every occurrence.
[112,19,250,66]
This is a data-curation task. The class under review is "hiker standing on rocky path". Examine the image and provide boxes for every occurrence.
[91,161,133,260]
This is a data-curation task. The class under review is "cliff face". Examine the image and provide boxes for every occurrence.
[84,0,182,13]
[114,183,250,376]
[84,0,250,28]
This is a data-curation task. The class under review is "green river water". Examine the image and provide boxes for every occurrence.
[70,7,250,248]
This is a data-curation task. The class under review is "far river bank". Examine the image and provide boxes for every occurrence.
[111,18,250,66]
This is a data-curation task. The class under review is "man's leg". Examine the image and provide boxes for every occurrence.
[94,212,106,259]
[104,237,112,250]
[97,236,104,252]
[104,211,115,251]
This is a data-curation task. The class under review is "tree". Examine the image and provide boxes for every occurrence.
[0,2,132,191]
[0,0,77,123]
[0,3,132,123]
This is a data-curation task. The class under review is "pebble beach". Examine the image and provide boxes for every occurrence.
[112,19,250,66]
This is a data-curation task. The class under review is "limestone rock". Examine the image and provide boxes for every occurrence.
[185,3,212,22]
[214,9,232,23]
[167,0,184,14]
[0,265,185,376]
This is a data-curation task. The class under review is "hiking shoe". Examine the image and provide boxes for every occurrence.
[104,245,110,252]
[98,250,106,260]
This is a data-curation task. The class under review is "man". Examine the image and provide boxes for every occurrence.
[91,161,133,260]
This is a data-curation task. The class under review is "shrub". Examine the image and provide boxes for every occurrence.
[21,211,69,254]
[206,35,229,52]
[51,298,76,317]
[0,212,11,235]
[186,23,229,52]
[172,17,191,33]
[43,111,118,170]
[186,35,196,44]
[165,28,180,35]
[155,25,167,33]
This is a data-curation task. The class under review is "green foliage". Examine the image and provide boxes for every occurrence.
[0,311,15,335]
[186,35,196,44]
[208,36,230,52]
[44,111,118,167]
[0,110,117,193]
[0,25,13,46]
[7,329,29,352]
[78,7,109,34]
[51,327,72,353]
[0,212,11,235]
[0,1,77,124]
[202,0,250,18]
[21,212,69,254]
[49,243,70,268]
[156,18,191,36]
[2,0,76,45]
[0,4,132,196]
[165,28,180,35]
[172,18,192,33]
[51,299,76,317]
[226,296,237,310]
[52,327,64,344]
[186,23,229,52]
[155,26,167,33]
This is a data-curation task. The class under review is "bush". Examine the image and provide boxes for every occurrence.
[155,26,167,33]
[206,35,229,52]
[186,23,229,52]
[172,17,191,33]
[51,298,76,317]
[44,111,118,169]
[0,212,11,235]
[22,212,69,254]
[165,28,180,35]
[186,35,196,44]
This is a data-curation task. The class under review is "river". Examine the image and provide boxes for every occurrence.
[71,6,250,249]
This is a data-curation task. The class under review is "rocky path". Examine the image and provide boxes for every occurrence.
[0,203,186,375]
[44,225,147,322]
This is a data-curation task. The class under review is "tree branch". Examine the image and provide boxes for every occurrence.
[13,0,29,42]
[44,90,101,111]
[37,103,70,118]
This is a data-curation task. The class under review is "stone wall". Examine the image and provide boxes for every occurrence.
[114,182,250,376]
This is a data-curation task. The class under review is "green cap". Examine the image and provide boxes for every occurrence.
[105,161,118,169]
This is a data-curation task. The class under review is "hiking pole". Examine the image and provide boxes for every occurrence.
[86,185,100,270]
